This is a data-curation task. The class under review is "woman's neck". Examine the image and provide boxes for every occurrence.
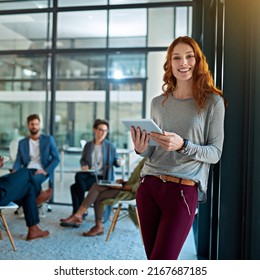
[173,82,193,99]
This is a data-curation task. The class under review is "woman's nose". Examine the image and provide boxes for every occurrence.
[180,57,187,65]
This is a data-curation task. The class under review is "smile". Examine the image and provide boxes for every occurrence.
[178,68,191,73]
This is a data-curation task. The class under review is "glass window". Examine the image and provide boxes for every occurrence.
[109,9,147,47]
[175,6,193,38]
[110,0,191,3]
[0,54,49,151]
[108,54,146,79]
[58,0,107,7]
[109,81,144,149]
[56,54,106,79]
[0,55,47,80]
[57,11,107,49]
[148,6,192,47]
[0,94,50,149]
[0,0,52,10]
[0,13,52,50]
[55,84,106,148]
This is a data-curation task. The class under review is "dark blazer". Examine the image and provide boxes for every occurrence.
[12,134,60,184]
[80,139,120,181]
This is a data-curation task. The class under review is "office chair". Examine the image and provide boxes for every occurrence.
[0,202,18,251]
[101,192,141,241]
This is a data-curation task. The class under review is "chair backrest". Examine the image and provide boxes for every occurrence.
[0,201,18,210]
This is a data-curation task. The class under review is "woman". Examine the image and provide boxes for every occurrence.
[60,158,146,236]
[131,36,226,260]
[61,119,122,218]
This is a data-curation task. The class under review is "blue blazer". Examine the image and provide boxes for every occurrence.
[80,139,120,181]
[13,134,60,184]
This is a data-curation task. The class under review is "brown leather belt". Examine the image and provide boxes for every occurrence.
[155,175,196,186]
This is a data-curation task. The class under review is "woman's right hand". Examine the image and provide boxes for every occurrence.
[130,126,149,154]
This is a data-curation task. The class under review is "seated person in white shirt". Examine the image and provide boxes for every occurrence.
[12,114,60,206]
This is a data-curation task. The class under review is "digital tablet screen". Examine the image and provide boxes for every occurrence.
[122,119,162,146]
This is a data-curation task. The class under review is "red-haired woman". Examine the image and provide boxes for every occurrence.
[131,36,226,260]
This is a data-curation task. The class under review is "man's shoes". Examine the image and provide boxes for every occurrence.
[82,226,104,237]
[26,225,49,241]
[36,188,52,207]
[60,215,83,228]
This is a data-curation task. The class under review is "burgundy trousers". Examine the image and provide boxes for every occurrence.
[136,175,198,260]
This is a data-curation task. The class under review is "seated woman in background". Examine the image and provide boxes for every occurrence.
[67,119,123,216]
[60,158,146,237]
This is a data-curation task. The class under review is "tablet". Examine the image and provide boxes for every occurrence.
[122,119,162,146]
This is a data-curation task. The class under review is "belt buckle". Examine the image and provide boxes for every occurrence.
[159,175,167,183]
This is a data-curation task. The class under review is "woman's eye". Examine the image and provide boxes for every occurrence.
[172,57,180,60]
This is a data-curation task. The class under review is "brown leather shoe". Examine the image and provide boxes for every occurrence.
[82,226,104,237]
[60,215,83,228]
[26,225,49,241]
[36,188,52,207]
[60,214,73,223]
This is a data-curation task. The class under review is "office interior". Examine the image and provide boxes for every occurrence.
[0,0,259,260]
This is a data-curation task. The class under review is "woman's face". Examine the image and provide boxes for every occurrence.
[171,43,196,82]
[94,124,108,143]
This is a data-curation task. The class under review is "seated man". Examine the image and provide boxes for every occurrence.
[12,114,60,205]
[0,156,49,240]
[60,158,146,237]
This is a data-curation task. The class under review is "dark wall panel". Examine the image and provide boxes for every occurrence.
[219,0,260,259]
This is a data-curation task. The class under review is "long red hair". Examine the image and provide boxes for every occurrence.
[162,36,226,109]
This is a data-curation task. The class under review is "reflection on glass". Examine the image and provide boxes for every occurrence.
[0,13,52,50]
[59,0,107,6]
[0,55,47,79]
[0,0,52,10]
[55,96,106,148]
[57,11,107,48]
[57,55,106,79]
[175,7,192,38]
[148,7,192,47]
[109,82,143,148]
[109,9,147,47]
[108,54,146,79]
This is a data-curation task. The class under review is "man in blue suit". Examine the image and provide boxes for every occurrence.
[12,114,60,205]
[0,156,49,240]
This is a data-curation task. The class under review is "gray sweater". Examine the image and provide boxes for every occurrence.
[140,93,225,202]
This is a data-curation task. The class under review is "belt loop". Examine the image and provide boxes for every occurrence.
[178,178,182,185]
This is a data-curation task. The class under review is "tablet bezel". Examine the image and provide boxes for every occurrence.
[122,119,162,146]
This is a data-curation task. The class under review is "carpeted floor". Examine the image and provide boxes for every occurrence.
[0,204,197,260]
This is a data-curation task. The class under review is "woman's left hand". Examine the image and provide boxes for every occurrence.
[150,131,184,151]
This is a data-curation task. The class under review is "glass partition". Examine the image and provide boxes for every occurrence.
[108,53,146,79]
[57,10,107,49]
[109,9,147,48]
[0,13,52,50]
[0,0,52,10]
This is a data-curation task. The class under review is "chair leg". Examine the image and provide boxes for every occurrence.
[0,212,16,251]
[106,203,122,241]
